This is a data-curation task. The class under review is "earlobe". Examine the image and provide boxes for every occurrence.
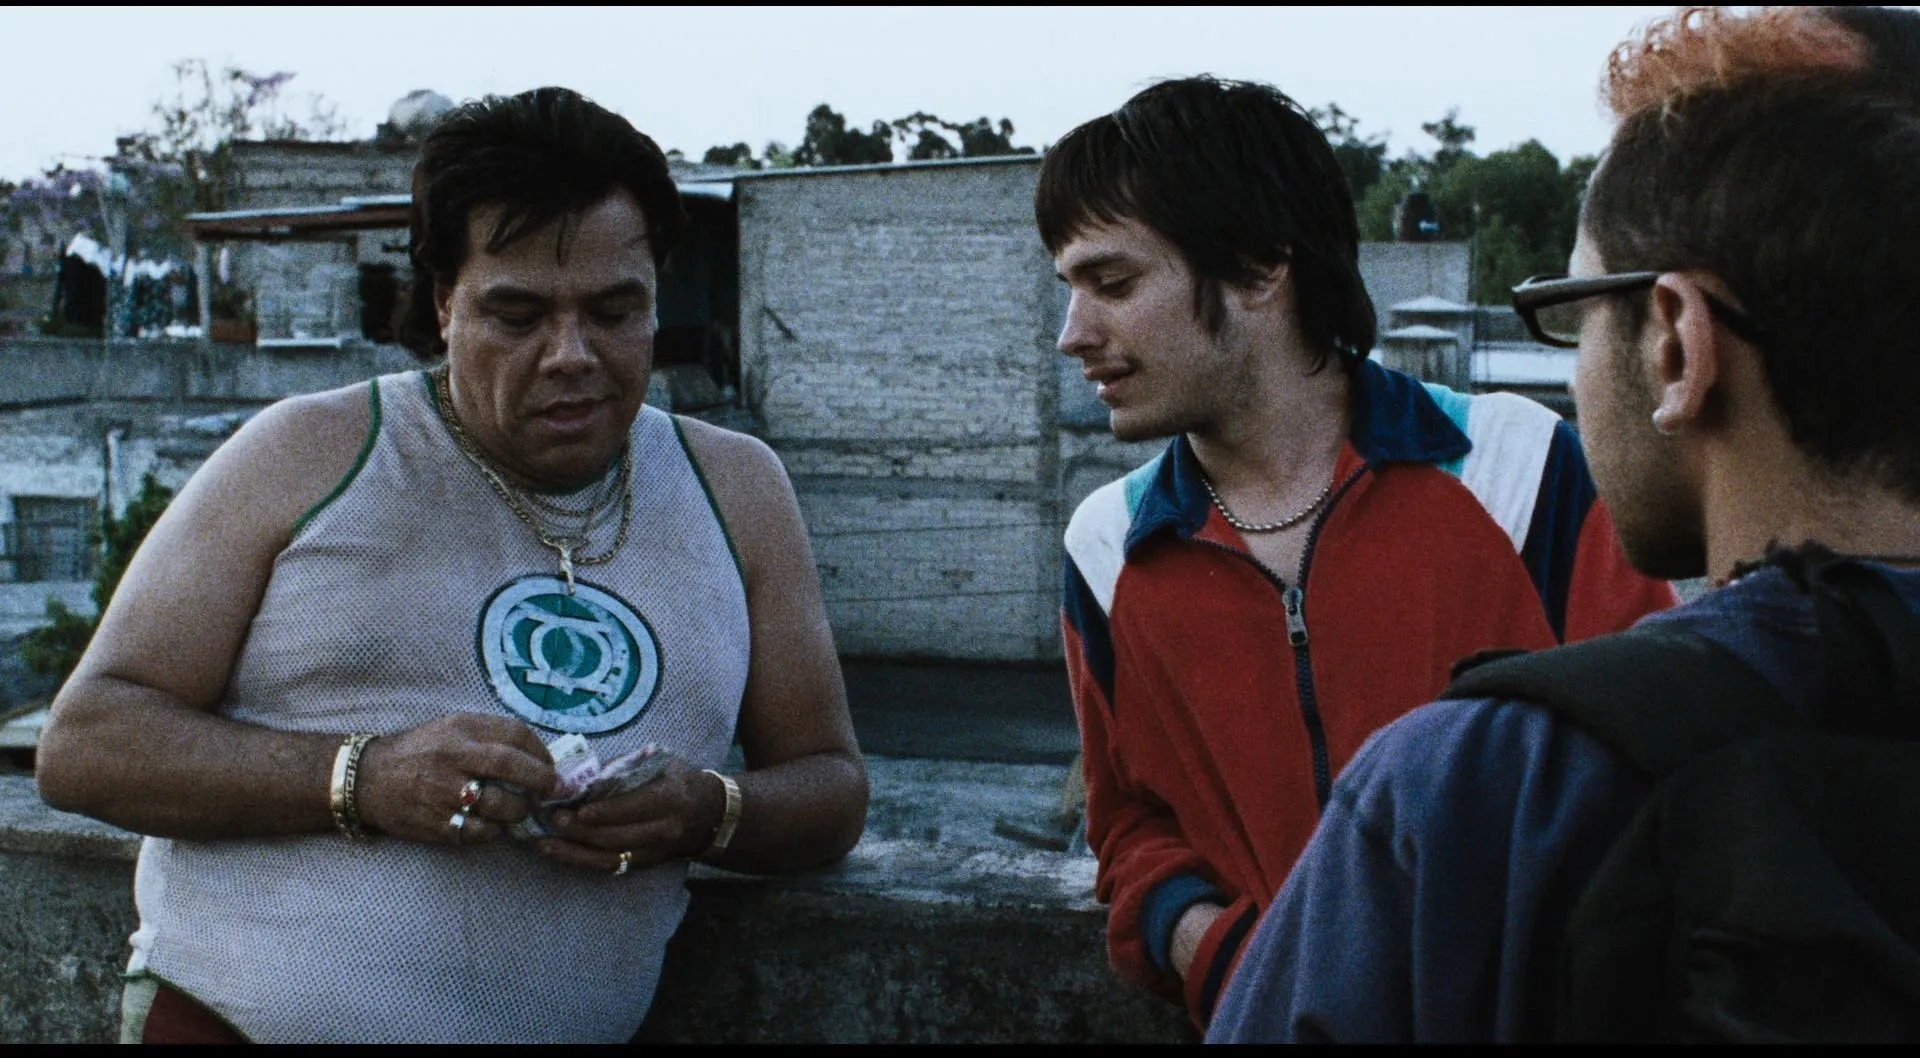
[434,284,454,340]
[1648,277,1721,432]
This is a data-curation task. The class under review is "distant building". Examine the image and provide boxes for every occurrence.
[216,139,418,344]
[1358,242,1470,341]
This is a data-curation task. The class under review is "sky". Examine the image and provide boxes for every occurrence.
[0,6,1685,182]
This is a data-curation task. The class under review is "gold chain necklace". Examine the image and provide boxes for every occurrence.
[1199,470,1332,535]
[430,367,632,594]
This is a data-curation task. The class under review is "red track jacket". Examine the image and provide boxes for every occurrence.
[1061,359,1677,1025]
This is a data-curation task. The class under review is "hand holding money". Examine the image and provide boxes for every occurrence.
[510,734,674,842]
[529,736,731,875]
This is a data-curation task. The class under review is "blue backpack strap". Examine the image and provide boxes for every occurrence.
[1444,625,1798,778]
[1771,545,1920,740]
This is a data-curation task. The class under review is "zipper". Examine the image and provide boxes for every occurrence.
[1281,586,1308,647]
[1192,464,1369,812]
[1290,467,1369,809]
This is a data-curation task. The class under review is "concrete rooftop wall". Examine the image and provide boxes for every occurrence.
[0,337,418,409]
[738,160,1068,662]
[0,764,1189,1044]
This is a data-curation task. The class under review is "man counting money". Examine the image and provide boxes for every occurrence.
[37,86,867,1043]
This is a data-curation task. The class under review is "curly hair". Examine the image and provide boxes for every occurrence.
[1602,6,1867,121]
[1583,6,1920,498]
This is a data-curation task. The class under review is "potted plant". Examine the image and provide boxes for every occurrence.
[209,284,256,344]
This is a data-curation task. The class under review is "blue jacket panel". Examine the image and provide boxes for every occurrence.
[1207,564,1920,1043]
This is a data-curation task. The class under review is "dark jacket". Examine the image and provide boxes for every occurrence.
[1206,564,1920,1042]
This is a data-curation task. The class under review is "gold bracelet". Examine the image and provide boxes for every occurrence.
[328,733,376,840]
[699,769,742,860]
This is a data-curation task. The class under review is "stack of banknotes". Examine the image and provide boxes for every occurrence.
[509,733,672,841]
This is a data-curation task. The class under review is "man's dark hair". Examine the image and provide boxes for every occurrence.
[1583,7,1920,499]
[1034,76,1375,371]
[400,86,688,360]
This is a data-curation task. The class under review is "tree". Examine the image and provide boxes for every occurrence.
[2,166,112,246]
[1344,105,1591,304]
[21,473,175,681]
[1428,140,1584,301]
[702,106,1034,171]
[889,111,1033,161]
[1311,103,1389,205]
[946,116,1033,158]
[762,141,798,170]
[110,60,349,260]
[907,128,959,161]
[1357,167,1418,242]
[1563,153,1600,213]
[892,112,960,161]
[1420,108,1477,177]
[701,142,761,170]
[793,104,893,167]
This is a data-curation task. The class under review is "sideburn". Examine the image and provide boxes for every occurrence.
[1192,277,1227,335]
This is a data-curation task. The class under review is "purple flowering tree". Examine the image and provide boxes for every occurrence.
[111,59,349,259]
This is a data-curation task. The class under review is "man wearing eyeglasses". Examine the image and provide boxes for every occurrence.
[1039,76,1675,1029]
[1210,5,1920,1042]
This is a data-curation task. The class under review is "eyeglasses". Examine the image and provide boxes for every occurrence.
[1510,272,1766,349]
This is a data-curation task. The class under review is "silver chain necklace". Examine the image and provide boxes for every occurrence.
[1199,470,1332,535]
[430,367,632,594]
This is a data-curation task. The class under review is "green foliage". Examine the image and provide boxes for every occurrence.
[701,142,761,170]
[1357,167,1418,242]
[702,106,1034,171]
[907,128,958,161]
[20,473,176,681]
[1424,139,1590,302]
[1421,108,1478,176]
[795,104,894,167]
[894,112,960,161]
[1340,104,1597,303]
[761,141,798,169]
[1311,103,1389,205]
[112,60,350,260]
[947,116,1035,158]
[17,602,92,681]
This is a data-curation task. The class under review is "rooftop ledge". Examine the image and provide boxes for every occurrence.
[0,760,1190,1044]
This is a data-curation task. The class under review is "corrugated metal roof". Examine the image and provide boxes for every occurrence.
[185,183,734,241]
[1381,323,1460,341]
[1474,343,1577,385]
[677,183,734,201]
[724,153,1042,181]
[1390,295,1472,314]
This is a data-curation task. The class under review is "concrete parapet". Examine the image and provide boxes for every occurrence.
[0,338,419,408]
[0,761,1188,1044]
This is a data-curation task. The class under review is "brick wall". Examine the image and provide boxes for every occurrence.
[738,159,1067,661]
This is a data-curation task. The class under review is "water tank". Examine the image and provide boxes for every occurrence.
[1395,191,1441,242]
[388,90,455,140]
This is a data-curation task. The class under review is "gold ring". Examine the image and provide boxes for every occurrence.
[458,779,484,810]
[614,850,633,876]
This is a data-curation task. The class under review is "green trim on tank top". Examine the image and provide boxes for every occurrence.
[292,377,382,537]
[670,413,747,594]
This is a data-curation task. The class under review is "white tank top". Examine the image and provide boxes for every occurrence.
[128,371,751,1042]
